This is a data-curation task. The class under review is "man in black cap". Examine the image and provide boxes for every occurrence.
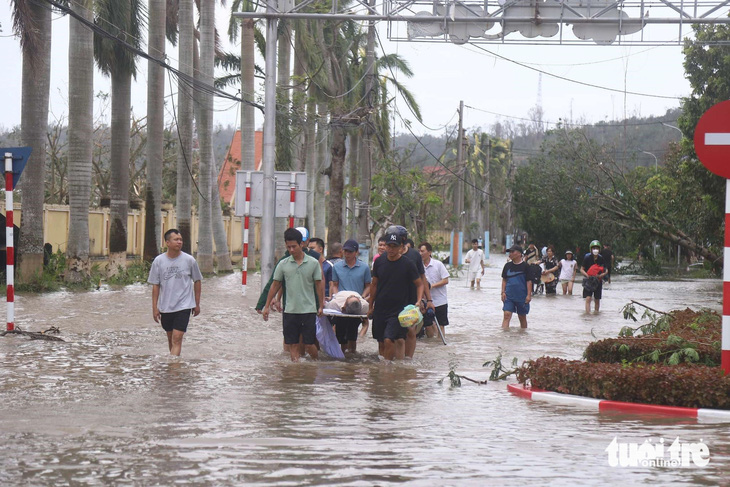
[501,245,532,329]
[330,238,372,353]
[369,231,423,360]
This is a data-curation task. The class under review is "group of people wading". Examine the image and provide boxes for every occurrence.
[146,226,613,361]
[500,240,614,329]
[255,225,449,362]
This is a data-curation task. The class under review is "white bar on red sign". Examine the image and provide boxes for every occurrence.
[6,265,12,287]
[724,248,730,282]
[705,133,730,145]
[723,316,730,350]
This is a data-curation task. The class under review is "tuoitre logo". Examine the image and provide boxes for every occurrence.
[605,437,710,468]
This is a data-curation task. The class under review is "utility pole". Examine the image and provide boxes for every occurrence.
[357,0,376,251]
[485,137,491,246]
[260,0,279,287]
[455,100,464,232]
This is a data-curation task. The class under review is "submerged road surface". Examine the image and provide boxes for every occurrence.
[0,260,726,485]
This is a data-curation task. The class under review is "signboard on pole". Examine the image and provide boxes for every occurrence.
[234,171,307,218]
[694,101,730,375]
[0,147,31,189]
[694,100,730,179]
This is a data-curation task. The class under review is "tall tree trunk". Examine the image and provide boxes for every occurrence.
[144,0,166,261]
[241,19,256,171]
[315,102,328,238]
[196,0,215,273]
[327,121,346,247]
[349,128,360,238]
[305,89,316,231]
[108,70,132,275]
[66,0,94,282]
[211,147,233,271]
[18,1,52,282]
[176,0,194,254]
[292,27,307,173]
[276,3,292,170]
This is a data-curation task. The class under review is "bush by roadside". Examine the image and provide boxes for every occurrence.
[517,356,730,409]
[517,307,728,409]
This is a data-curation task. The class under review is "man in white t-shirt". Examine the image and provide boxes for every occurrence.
[148,229,203,356]
[420,242,450,337]
[464,239,486,290]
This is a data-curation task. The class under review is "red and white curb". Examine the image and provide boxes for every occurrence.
[508,384,730,422]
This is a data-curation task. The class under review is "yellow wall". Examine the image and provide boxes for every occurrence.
[8,204,255,262]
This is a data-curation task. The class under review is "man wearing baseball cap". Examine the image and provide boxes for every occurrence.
[501,245,532,329]
[329,238,372,353]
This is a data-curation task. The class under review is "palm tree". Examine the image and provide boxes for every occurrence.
[144,0,166,262]
[66,0,95,282]
[176,0,194,253]
[12,0,52,281]
[211,150,232,271]
[196,0,215,273]
[95,0,144,274]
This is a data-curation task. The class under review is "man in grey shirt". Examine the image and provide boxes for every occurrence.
[148,229,202,356]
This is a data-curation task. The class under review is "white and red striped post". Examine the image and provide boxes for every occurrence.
[720,179,730,375]
[288,172,296,229]
[242,172,252,295]
[5,152,14,331]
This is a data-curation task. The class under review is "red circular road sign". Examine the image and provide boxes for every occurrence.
[695,100,730,179]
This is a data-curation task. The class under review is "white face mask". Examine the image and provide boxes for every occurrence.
[592,248,600,256]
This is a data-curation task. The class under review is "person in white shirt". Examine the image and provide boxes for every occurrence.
[464,239,486,290]
[559,250,578,295]
[420,242,450,337]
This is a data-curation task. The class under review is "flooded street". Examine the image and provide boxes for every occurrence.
[1,259,728,485]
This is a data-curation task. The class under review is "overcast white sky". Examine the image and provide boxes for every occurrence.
[0,3,689,138]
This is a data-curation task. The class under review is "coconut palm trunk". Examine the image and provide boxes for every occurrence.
[241,18,256,172]
[196,0,215,273]
[211,147,233,271]
[66,0,94,282]
[95,0,142,275]
[15,0,52,281]
[327,121,346,246]
[108,71,132,273]
[314,102,328,238]
[305,90,316,231]
[144,0,166,261]
[176,0,194,254]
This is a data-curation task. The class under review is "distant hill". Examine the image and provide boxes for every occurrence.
[393,107,683,170]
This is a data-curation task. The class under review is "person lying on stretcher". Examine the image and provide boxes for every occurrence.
[324,291,370,354]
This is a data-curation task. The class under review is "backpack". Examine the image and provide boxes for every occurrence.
[527,264,543,284]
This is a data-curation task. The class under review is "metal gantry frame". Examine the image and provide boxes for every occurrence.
[232,0,730,287]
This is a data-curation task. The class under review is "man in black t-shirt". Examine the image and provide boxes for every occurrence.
[369,231,423,360]
[581,240,609,313]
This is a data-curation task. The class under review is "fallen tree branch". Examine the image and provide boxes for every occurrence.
[630,300,669,316]
[0,326,65,342]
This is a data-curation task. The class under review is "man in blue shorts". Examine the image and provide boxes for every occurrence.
[368,230,423,360]
[148,229,203,356]
[501,245,532,329]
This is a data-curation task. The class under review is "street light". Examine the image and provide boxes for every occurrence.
[639,150,658,171]
[661,122,683,138]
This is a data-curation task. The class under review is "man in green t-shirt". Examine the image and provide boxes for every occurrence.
[263,228,324,361]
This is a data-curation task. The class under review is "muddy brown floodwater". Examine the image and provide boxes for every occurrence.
[1,260,728,485]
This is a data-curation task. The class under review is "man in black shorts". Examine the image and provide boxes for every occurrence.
[387,225,435,358]
[581,239,609,313]
[368,230,423,360]
[148,229,203,356]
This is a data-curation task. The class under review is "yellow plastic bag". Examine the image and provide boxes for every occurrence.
[398,304,423,328]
